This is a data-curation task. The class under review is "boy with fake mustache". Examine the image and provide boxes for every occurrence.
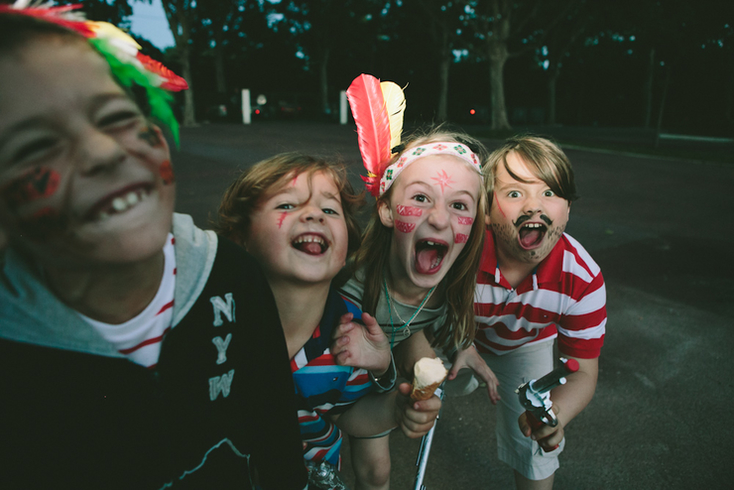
[458,136,607,490]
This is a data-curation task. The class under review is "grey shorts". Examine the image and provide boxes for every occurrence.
[481,341,564,481]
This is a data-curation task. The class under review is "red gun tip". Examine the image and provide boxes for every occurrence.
[565,358,580,373]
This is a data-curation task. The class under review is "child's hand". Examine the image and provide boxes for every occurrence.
[332,312,390,375]
[518,406,564,452]
[449,345,500,404]
[393,382,441,438]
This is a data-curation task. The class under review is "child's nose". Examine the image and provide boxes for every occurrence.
[77,127,125,176]
[427,205,450,229]
[522,195,542,215]
[301,204,325,223]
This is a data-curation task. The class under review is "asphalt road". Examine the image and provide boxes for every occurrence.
[172,121,734,489]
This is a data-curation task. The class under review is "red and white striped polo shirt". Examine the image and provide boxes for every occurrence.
[474,230,606,359]
[79,234,176,368]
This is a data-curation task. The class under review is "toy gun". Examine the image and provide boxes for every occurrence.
[515,357,579,451]
[412,385,444,490]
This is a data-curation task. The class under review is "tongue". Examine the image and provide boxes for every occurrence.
[519,228,543,249]
[296,242,323,255]
[416,247,440,274]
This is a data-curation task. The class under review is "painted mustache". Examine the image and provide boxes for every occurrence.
[514,214,553,228]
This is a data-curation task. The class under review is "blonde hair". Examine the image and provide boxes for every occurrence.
[215,152,364,256]
[353,127,488,351]
[484,135,578,204]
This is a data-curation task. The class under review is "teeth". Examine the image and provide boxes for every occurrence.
[294,235,325,245]
[126,192,139,206]
[94,189,147,221]
[523,223,543,228]
[426,240,438,246]
[112,197,127,211]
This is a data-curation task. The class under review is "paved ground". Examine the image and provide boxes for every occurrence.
[172,121,734,489]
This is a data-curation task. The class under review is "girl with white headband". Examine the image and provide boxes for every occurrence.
[334,74,500,489]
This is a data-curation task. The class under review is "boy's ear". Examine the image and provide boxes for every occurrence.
[377,200,394,228]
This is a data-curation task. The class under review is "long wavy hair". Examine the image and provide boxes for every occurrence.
[353,127,488,352]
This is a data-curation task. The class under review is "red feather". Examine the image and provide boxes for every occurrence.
[136,53,189,92]
[346,74,393,196]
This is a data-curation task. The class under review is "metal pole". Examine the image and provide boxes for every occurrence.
[340,90,348,125]
[241,89,251,124]
[413,385,444,490]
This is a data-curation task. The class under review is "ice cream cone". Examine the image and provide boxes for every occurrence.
[410,357,447,402]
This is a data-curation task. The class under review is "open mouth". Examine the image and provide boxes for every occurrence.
[415,239,448,274]
[85,184,153,223]
[292,233,328,256]
[518,222,547,250]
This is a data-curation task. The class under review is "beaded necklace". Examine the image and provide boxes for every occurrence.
[383,278,435,348]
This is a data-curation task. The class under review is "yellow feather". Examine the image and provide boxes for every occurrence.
[380,81,406,153]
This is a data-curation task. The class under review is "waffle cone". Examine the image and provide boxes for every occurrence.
[410,381,442,401]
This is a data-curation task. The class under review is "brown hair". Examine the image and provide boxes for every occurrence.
[214,152,365,256]
[484,135,578,204]
[353,127,488,352]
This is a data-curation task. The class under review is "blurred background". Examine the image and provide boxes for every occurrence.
[31,0,734,161]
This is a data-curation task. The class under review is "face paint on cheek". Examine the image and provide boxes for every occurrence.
[159,160,175,185]
[494,194,507,219]
[277,211,287,229]
[455,233,469,244]
[457,216,474,226]
[138,126,163,147]
[396,205,422,217]
[395,220,415,233]
[1,167,61,211]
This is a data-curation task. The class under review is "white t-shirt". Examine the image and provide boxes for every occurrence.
[78,234,176,368]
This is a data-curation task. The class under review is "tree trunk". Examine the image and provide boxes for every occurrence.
[488,42,511,130]
[180,49,196,127]
[214,46,227,95]
[436,30,450,122]
[547,68,559,125]
[319,46,331,116]
[643,47,655,128]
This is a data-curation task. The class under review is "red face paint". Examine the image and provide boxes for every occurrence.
[457,216,474,225]
[160,160,175,185]
[395,220,415,233]
[277,211,287,228]
[455,233,469,244]
[494,194,507,218]
[1,167,60,210]
[431,169,455,193]
[138,127,163,147]
[396,204,422,217]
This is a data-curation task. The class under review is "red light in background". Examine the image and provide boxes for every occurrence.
[470,109,476,115]
[255,109,260,114]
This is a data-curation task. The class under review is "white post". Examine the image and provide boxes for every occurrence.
[241,89,251,125]
[340,90,348,125]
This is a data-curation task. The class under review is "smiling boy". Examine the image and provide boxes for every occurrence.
[473,136,607,489]
[0,8,306,489]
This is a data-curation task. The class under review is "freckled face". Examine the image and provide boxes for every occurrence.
[488,151,570,265]
[246,171,348,287]
[379,154,481,290]
[0,40,175,267]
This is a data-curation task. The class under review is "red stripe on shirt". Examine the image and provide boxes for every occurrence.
[118,326,171,354]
